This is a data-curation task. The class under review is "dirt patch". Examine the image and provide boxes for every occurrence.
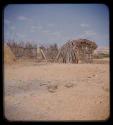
[4,63,110,121]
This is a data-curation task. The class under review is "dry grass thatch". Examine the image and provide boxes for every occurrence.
[4,44,16,64]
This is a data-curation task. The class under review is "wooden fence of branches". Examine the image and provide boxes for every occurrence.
[6,41,58,61]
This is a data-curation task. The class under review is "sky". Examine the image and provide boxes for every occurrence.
[4,4,109,47]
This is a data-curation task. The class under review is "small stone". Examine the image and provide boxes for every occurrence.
[100,101,102,104]
[40,83,47,86]
[47,84,58,93]
[102,87,109,92]
[65,83,74,88]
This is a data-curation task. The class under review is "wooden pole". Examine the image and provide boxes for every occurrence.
[54,49,61,62]
[40,49,47,62]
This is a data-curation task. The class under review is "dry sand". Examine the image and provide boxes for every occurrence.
[4,62,110,121]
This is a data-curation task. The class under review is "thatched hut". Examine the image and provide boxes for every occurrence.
[55,39,97,63]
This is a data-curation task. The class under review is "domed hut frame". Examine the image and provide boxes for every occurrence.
[55,39,97,63]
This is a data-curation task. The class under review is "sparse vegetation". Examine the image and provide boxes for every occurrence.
[93,53,109,59]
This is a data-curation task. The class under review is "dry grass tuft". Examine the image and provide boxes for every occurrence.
[4,44,16,64]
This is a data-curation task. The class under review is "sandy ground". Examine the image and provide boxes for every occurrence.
[4,62,110,121]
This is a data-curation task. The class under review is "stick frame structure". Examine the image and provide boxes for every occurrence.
[55,39,97,63]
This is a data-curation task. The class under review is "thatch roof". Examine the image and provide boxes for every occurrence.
[62,39,97,50]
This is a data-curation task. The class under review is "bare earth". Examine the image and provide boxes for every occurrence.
[4,62,110,121]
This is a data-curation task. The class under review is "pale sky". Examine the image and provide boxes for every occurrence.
[4,4,109,47]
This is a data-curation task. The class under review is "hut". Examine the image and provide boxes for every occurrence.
[55,39,97,63]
